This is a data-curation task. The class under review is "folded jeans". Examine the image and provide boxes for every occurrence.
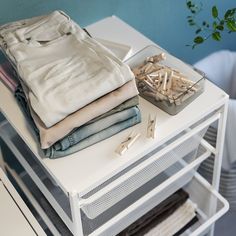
[55,106,140,151]
[44,110,141,159]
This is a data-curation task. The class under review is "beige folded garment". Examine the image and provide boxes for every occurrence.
[30,79,139,148]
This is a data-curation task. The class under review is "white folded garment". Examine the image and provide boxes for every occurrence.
[0,11,134,127]
[144,200,197,236]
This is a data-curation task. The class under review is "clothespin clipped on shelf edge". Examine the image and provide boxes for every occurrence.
[147,114,157,139]
[115,131,141,156]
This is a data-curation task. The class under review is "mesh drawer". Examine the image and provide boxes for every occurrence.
[81,128,207,219]
[80,145,210,235]
[182,174,229,236]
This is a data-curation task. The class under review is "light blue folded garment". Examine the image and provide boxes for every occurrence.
[45,106,141,158]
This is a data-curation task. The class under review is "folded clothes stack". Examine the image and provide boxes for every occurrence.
[0,11,141,158]
[118,189,198,236]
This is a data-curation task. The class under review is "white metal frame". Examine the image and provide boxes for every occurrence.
[0,103,228,236]
[0,16,229,236]
[186,173,229,236]
[79,112,220,206]
[3,164,61,236]
[0,121,73,231]
[209,102,229,236]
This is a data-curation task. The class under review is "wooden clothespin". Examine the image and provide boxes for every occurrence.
[147,114,157,139]
[115,131,140,156]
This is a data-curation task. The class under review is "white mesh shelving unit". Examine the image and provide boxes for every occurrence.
[0,16,229,236]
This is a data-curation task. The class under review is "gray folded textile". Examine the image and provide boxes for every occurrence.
[45,110,141,159]
[87,96,139,125]
[54,106,140,151]
[118,189,189,236]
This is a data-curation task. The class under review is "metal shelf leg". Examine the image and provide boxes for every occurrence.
[209,101,229,236]
[69,192,84,236]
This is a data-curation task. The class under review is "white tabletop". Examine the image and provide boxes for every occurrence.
[0,16,228,195]
[0,169,46,236]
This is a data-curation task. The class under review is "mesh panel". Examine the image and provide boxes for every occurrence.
[0,123,72,219]
[199,126,236,210]
[80,151,204,235]
[81,129,207,219]
[81,132,184,199]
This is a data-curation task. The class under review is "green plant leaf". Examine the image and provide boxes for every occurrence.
[186,3,235,48]
[212,6,218,18]
[212,31,221,41]
[194,36,204,44]
[227,20,236,31]
[216,25,224,31]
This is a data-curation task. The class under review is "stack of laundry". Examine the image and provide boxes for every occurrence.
[118,189,198,236]
[0,11,141,158]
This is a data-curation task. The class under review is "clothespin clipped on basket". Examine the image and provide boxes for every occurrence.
[115,131,140,156]
[147,114,157,139]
